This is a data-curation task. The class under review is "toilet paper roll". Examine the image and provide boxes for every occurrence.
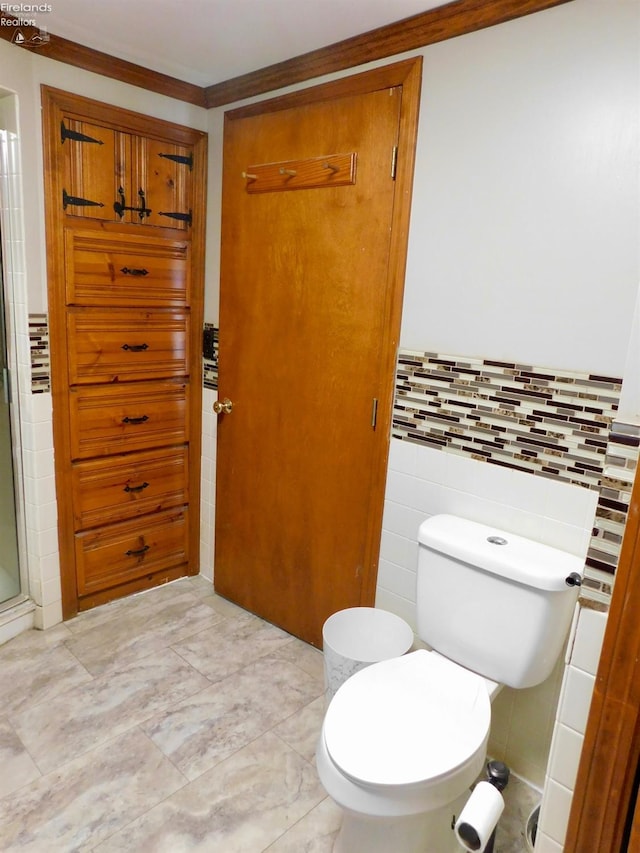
[454,781,505,852]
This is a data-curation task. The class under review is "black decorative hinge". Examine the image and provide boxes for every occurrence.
[158,152,193,170]
[114,187,152,220]
[60,121,104,145]
[62,188,104,210]
[158,209,192,225]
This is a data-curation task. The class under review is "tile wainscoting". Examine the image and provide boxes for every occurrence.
[28,314,50,394]
[393,349,640,608]
[388,349,636,843]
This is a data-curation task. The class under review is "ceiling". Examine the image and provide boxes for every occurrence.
[36,0,451,88]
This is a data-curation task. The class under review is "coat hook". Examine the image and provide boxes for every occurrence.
[242,171,258,180]
[324,162,340,173]
[279,168,297,177]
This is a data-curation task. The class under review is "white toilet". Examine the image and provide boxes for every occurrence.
[316,514,583,853]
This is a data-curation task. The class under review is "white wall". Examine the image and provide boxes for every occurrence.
[401,0,639,375]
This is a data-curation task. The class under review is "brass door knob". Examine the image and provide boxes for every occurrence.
[213,397,234,415]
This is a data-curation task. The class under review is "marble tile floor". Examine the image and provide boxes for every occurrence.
[0,576,539,852]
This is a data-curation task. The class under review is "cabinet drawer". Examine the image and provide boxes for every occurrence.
[72,446,188,530]
[65,229,190,307]
[67,308,189,384]
[69,380,189,459]
[76,508,189,596]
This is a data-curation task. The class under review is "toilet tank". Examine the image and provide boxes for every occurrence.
[417,515,583,689]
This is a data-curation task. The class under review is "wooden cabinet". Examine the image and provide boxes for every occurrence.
[76,508,190,596]
[61,115,193,229]
[71,447,189,529]
[42,86,207,616]
[65,230,191,307]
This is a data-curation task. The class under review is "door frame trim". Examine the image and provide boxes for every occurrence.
[222,57,423,610]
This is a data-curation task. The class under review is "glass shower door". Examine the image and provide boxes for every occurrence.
[0,248,20,605]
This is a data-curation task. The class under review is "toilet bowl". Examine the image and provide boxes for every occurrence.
[316,515,584,853]
[317,649,492,853]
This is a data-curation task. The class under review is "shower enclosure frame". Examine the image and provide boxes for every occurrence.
[0,102,31,616]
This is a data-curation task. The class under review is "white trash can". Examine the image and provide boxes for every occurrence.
[322,607,414,704]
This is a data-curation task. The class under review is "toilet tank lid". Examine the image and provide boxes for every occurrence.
[418,514,584,591]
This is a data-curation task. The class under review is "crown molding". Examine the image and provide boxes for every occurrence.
[204,0,573,107]
[1,0,573,109]
[0,15,206,106]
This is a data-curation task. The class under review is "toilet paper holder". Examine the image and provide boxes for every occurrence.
[455,761,510,852]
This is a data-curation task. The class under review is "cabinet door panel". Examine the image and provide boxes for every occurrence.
[65,230,190,307]
[67,308,189,384]
[69,380,189,459]
[72,446,188,530]
[76,508,189,595]
[133,136,193,230]
[61,118,127,221]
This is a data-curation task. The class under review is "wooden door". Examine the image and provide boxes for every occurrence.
[215,60,421,647]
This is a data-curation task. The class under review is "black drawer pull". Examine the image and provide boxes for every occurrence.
[120,266,149,277]
[125,544,150,557]
[124,481,149,493]
[121,343,149,352]
[122,415,149,425]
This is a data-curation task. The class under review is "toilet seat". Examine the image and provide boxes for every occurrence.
[324,649,491,789]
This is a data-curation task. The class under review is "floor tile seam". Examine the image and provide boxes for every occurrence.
[62,611,229,679]
[269,694,325,748]
[260,794,334,853]
[61,587,205,640]
[167,639,285,684]
[0,663,96,721]
[271,651,325,688]
[10,664,223,777]
[164,611,256,661]
[181,637,321,688]
[0,715,44,801]
[37,644,213,700]
[63,592,222,645]
[268,726,319,773]
[87,725,193,850]
[60,638,102,678]
[0,721,189,813]
[165,726,278,787]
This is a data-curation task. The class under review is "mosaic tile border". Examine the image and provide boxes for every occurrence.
[29,317,220,395]
[28,314,50,393]
[202,323,219,391]
[393,350,639,608]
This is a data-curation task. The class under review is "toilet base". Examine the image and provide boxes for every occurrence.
[333,791,468,853]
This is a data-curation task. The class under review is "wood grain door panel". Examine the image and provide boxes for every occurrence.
[65,229,190,307]
[61,117,127,221]
[75,507,189,595]
[132,136,193,230]
[67,308,189,384]
[71,446,188,529]
[69,380,189,459]
[215,62,421,647]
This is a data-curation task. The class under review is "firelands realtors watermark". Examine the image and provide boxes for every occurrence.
[2,3,51,46]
